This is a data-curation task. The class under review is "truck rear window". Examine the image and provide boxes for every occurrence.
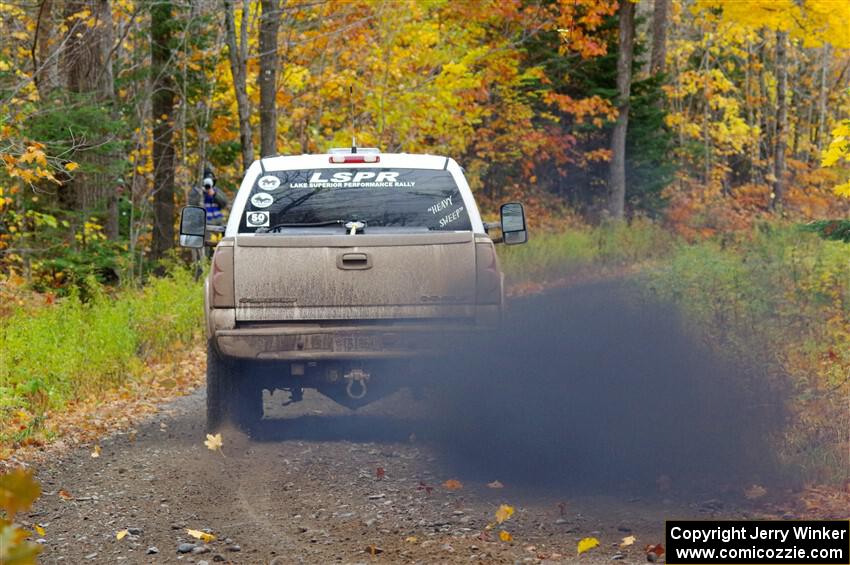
[239,168,472,233]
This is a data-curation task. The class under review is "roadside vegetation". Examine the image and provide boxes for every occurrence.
[0,267,203,451]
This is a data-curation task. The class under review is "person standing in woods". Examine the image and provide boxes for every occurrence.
[189,168,229,227]
[188,168,229,263]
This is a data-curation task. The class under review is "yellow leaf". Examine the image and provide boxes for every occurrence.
[744,484,767,499]
[499,530,513,542]
[34,524,45,536]
[577,537,600,555]
[91,445,101,458]
[65,162,79,172]
[442,479,463,491]
[116,529,128,540]
[404,536,418,543]
[494,504,514,524]
[204,433,223,452]
[187,528,216,543]
[0,469,41,519]
[620,535,636,547]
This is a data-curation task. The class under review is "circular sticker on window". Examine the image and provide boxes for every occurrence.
[251,193,274,208]
[246,211,269,227]
[257,175,281,191]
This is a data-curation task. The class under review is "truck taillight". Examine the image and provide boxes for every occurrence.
[475,240,502,305]
[211,246,234,308]
[329,155,380,164]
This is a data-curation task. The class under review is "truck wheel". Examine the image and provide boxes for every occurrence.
[206,340,232,433]
[232,374,263,432]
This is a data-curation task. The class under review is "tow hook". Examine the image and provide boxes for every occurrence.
[344,368,370,399]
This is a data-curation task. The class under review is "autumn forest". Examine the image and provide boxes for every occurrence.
[0,0,847,277]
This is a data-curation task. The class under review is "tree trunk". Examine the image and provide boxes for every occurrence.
[607,0,635,220]
[151,0,176,261]
[224,0,254,172]
[34,0,60,98]
[259,0,281,157]
[96,0,120,241]
[772,30,788,210]
[650,0,667,75]
[815,43,831,155]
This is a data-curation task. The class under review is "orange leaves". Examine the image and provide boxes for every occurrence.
[2,144,58,186]
[442,479,463,491]
[645,543,665,560]
[555,0,618,58]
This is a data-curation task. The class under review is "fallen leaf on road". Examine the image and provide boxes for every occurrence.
[90,445,101,458]
[443,479,463,491]
[645,543,665,558]
[376,467,385,480]
[204,433,223,454]
[405,536,418,543]
[487,480,504,489]
[0,469,42,519]
[34,524,45,536]
[577,537,600,555]
[495,504,514,524]
[187,528,215,543]
[58,489,73,501]
[620,535,636,547]
[499,530,513,542]
[116,530,129,540]
[745,484,767,499]
[366,545,383,555]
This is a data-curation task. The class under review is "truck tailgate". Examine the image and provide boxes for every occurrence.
[233,232,476,321]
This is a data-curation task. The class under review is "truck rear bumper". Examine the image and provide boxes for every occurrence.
[214,322,491,360]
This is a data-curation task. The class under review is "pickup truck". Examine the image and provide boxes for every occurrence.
[179,149,528,432]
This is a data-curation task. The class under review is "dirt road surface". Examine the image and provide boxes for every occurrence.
[26,283,790,564]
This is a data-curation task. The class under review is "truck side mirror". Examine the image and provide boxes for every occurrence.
[500,202,528,245]
[179,206,206,248]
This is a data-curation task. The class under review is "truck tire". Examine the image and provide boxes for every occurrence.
[206,340,232,433]
[232,367,263,432]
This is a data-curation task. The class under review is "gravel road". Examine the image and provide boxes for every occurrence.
[26,283,787,564]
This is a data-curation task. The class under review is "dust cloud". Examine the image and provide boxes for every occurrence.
[255,278,789,498]
[422,279,788,496]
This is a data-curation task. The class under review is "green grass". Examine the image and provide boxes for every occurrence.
[498,218,674,284]
[0,268,204,423]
